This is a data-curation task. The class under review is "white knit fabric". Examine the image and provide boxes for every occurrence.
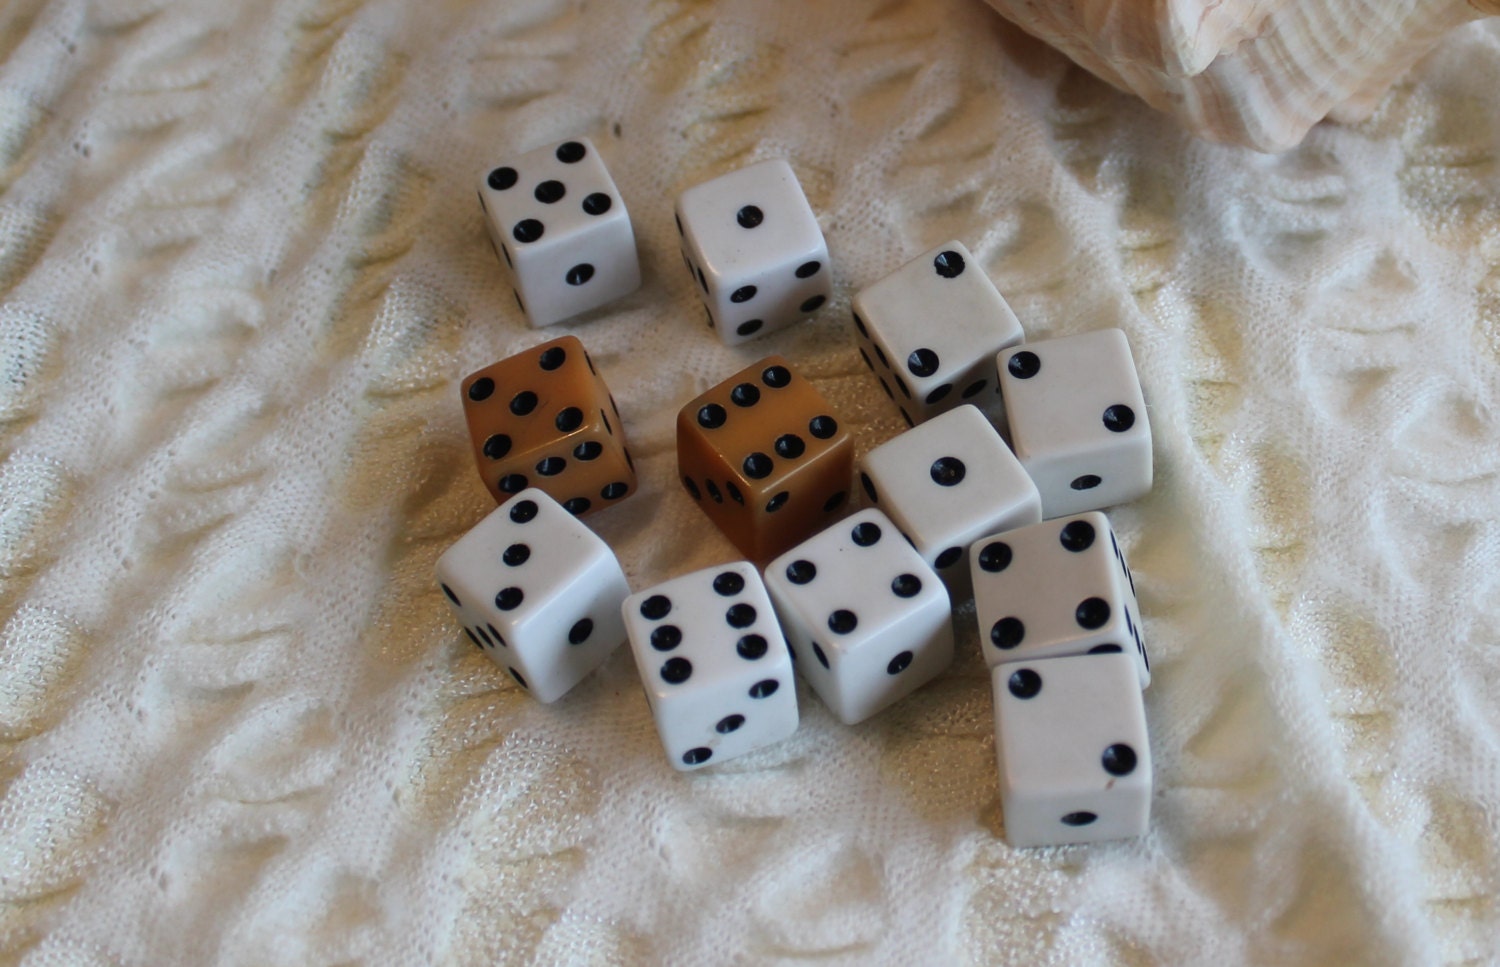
[2,1,1499,963]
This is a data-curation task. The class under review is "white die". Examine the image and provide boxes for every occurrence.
[971,512,1149,688]
[857,404,1040,589]
[435,489,630,703]
[622,562,799,771]
[674,159,831,345]
[992,653,1152,847]
[765,509,954,725]
[478,137,641,327]
[997,329,1152,518]
[851,240,1024,426]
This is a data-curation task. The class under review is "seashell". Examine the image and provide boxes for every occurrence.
[982,0,1500,151]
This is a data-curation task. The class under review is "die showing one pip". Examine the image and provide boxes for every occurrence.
[765,509,953,725]
[996,328,1152,518]
[623,562,799,770]
[677,356,853,561]
[675,159,831,345]
[971,512,1149,688]
[461,335,636,515]
[478,137,641,327]
[857,404,1040,589]
[435,489,631,703]
[851,240,1024,426]
[992,653,1152,847]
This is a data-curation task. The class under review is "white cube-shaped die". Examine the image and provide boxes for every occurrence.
[857,404,1041,590]
[971,512,1149,688]
[851,240,1024,426]
[478,137,641,327]
[674,159,831,345]
[997,329,1152,518]
[765,510,953,725]
[435,489,630,702]
[623,562,799,771]
[992,653,1152,847]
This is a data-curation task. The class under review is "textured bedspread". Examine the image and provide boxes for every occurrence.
[3,1,1499,963]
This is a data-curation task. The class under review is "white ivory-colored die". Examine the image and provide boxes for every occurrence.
[765,509,953,725]
[971,512,1149,688]
[674,159,831,345]
[434,489,630,703]
[478,137,641,327]
[992,653,1152,848]
[997,329,1153,518]
[857,404,1040,590]
[851,240,1024,426]
[622,562,799,771]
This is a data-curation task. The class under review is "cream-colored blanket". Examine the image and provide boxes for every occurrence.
[2,1,1497,963]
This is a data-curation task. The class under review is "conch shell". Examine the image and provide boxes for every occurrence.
[982,0,1500,151]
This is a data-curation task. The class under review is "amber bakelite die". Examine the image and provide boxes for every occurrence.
[461,335,636,516]
[677,356,854,560]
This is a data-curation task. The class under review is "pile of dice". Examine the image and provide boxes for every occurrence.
[439,137,1154,848]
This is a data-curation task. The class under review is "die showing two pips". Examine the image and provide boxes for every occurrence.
[851,239,1023,427]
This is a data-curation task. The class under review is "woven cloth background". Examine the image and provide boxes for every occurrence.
[2,0,1499,963]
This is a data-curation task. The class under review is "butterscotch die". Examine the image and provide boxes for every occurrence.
[677,356,853,561]
[461,335,636,516]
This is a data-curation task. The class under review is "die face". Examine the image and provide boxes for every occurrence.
[992,653,1152,847]
[851,241,1024,424]
[676,159,832,344]
[857,404,1041,586]
[765,509,954,725]
[435,489,631,703]
[622,563,799,770]
[478,137,641,327]
[462,335,637,515]
[971,512,1149,687]
[677,357,853,561]
[997,329,1153,518]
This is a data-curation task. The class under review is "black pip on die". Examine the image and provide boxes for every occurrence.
[674,159,831,345]
[435,489,631,703]
[622,563,798,771]
[997,328,1152,518]
[992,653,1152,847]
[851,240,1024,427]
[478,137,641,327]
[857,404,1041,590]
[676,356,853,562]
[971,512,1149,688]
[765,509,953,725]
